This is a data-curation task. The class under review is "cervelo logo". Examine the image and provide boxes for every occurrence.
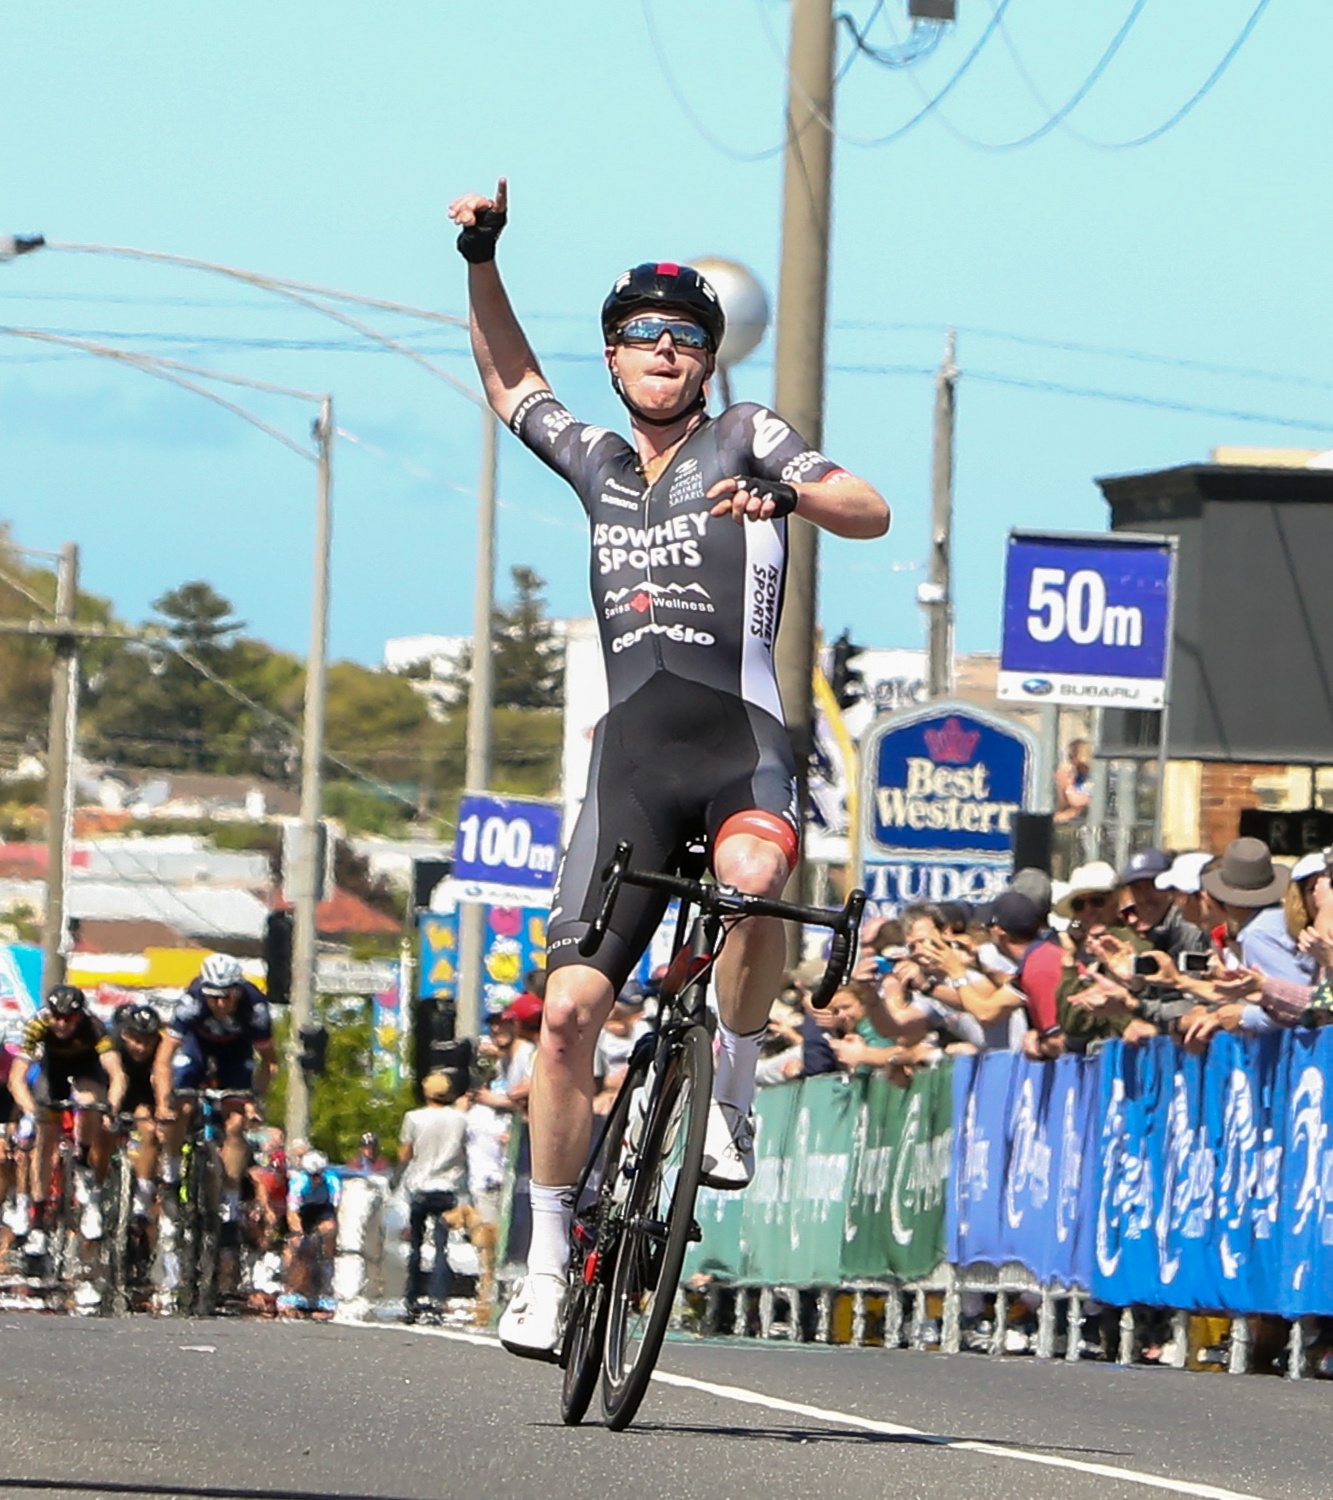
[752,410,791,461]
[593,512,709,576]
[611,621,715,654]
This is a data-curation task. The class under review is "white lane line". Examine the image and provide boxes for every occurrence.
[341,1322,1272,1500]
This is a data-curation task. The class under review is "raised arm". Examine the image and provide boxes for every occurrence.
[447,178,550,427]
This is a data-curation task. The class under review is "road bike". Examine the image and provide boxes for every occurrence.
[558,839,864,1431]
[173,1087,253,1317]
[102,1113,156,1316]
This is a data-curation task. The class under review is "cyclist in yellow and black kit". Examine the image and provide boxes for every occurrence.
[11,985,124,1245]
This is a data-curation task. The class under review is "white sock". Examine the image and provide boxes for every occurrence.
[527,1182,575,1281]
[713,1023,765,1116]
[162,1156,181,1186]
[134,1178,154,1210]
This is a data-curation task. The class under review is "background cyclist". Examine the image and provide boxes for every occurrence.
[448,178,889,1358]
[10,984,124,1245]
[107,1002,170,1222]
[156,953,276,1227]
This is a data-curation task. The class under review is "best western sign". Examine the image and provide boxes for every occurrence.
[860,702,1037,911]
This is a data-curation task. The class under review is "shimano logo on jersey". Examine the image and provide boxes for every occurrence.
[509,390,555,436]
[599,493,640,512]
[780,448,829,483]
[751,411,791,460]
[611,622,715,654]
[603,581,714,619]
[603,477,640,497]
[749,562,780,646]
[593,513,709,575]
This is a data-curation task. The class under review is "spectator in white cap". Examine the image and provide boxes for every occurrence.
[1286,852,1328,949]
[1156,851,1215,931]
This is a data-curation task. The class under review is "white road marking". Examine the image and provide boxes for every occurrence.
[343,1321,1273,1500]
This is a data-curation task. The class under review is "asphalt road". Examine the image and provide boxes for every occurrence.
[0,1315,1326,1500]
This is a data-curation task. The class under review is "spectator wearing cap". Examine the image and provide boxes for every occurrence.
[398,1071,468,1323]
[475,997,540,1116]
[1050,863,1158,1051]
[1156,851,1216,930]
[979,891,1065,1060]
[1120,849,1209,960]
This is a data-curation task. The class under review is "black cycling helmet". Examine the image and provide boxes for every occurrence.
[120,1003,162,1038]
[46,984,87,1017]
[601,262,725,352]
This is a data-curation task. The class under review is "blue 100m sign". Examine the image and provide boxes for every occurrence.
[997,531,1176,709]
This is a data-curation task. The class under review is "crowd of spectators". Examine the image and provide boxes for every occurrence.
[744,837,1333,1088]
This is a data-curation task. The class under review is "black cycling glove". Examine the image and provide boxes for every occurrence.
[728,476,799,518]
[456,205,507,265]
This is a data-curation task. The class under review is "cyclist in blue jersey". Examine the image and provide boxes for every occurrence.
[450,181,890,1359]
[282,1148,340,1313]
[157,953,276,1227]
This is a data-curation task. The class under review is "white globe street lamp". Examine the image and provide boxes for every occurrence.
[689,257,769,408]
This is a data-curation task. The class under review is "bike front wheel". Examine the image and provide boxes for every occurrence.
[560,1043,651,1426]
[601,1022,711,1432]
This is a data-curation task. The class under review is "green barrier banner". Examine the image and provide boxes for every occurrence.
[843,1064,953,1282]
[689,1062,955,1287]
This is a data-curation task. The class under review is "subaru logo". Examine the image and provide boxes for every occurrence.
[1022,678,1054,696]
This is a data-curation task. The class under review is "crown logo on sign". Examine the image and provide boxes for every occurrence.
[924,716,980,765]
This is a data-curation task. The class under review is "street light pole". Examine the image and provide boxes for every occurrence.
[457,408,498,1042]
[287,396,334,1146]
[41,542,79,991]
[924,329,958,699]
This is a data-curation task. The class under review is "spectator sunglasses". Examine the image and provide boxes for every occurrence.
[1070,891,1115,915]
[614,314,711,350]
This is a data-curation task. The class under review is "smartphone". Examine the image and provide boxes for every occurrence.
[1180,951,1211,975]
[1132,954,1160,977]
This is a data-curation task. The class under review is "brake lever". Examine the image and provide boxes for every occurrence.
[578,840,634,957]
[809,889,867,1009]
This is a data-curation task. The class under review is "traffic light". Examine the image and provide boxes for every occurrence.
[298,1024,329,1078]
[829,629,866,711]
[263,910,293,1006]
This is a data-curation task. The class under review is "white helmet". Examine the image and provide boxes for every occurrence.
[303,1150,328,1174]
[200,952,243,991]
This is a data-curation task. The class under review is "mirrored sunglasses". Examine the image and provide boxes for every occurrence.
[615,314,710,350]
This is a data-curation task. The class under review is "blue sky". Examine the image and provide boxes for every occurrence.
[1,0,1325,665]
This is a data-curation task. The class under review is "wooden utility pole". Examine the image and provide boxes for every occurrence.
[772,0,835,908]
[42,542,79,991]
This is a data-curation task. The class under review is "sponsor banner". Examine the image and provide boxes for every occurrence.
[1276,1028,1333,1318]
[860,699,1037,867]
[0,944,41,1045]
[863,859,1012,919]
[417,907,547,1014]
[999,531,1176,709]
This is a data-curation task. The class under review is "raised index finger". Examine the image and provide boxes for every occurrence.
[495,177,508,214]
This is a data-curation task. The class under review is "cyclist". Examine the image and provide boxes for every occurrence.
[448,180,890,1357]
[108,1003,170,1220]
[156,952,276,1227]
[0,1037,27,1246]
[282,1148,340,1314]
[10,985,124,1244]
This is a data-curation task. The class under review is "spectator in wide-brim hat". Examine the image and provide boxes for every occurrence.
[1052,861,1120,923]
[1050,863,1159,1051]
[1197,837,1317,1035]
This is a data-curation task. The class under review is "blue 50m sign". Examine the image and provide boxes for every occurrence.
[998,531,1177,708]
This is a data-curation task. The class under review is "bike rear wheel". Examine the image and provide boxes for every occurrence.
[560,1043,652,1426]
[601,1021,711,1431]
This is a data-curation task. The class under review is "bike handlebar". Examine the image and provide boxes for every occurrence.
[578,841,866,1009]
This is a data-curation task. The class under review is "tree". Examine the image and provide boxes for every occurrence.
[445,565,563,710]
[266,1000,417,1163]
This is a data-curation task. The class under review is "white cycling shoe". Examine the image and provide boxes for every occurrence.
[700,1100,756,1191]
[498,1272,568,1363]
[80,1202,103,1241]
